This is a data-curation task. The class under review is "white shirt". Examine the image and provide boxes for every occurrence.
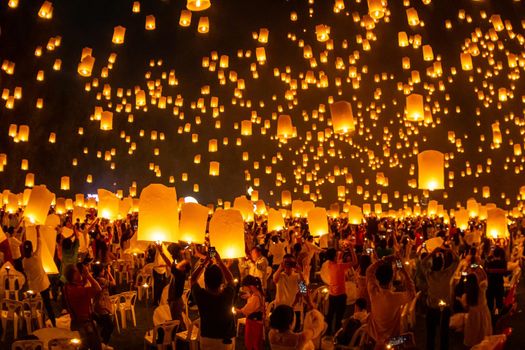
[8,237,22,260]
[275,271,301,311]
[269,241,287,266]
[22,239,50,293]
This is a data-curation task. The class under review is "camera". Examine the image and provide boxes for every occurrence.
[208,246,216,258]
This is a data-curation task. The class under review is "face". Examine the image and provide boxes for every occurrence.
[250,249,260,260]
[283,258,295,273]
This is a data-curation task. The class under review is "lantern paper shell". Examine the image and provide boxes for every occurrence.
[307,207,328,237]
[348,205,364,225]
[73,206,86,224]
[277,115,294,139]
[486,208,508,239]
[187,0,211,11]
[418,150,444,190]
[119,197,132,218]
[233,195,254,222]
[179,202,209,244]
[406,93,424,121]
[97,189,120,220]
[25,225,58,274]
[78,55,95,77]
[24,185,53,225]
[112,26,126,44]
[137,184,179,242]
[330,101,355,134]
[208,209,245,259]
[455,208,469,230]
[267,208,285,232]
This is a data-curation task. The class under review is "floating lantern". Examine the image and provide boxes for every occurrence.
[268,208,285,231]
[78,55,95,77]
[281,190,291,206]
[179,10,192,26]
[418,150,444,190]
[97,189,120,220]
[460,53,473,70]
[209,161,220,176]
[348,205,364,225]
[330,100,355,134]
[38,1,53,19]
[179,202,208,243]
[25,173,35,188]
[24,185,53,225]
[406,93,425,122]
[198,17,209,33]
[209,209,245,259]
[486,208,508,239]
[368,0,385,20]
[100,111,113,130]
[112,26,126,44]
[307,207,328,237]
[137,184,179,242]
[277,115,294,139]
[187,0,211,11]
[233,195,254,222]
[145,15,156,30]
[241,120,252,136]
[315,24,330,42]
[60,176,70,191]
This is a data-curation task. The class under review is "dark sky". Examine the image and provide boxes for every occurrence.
[0,0,524,211]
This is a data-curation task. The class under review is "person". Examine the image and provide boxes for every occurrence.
[63,264,103,350]
[8,227,23,272]
[60,221,80,283]
[485,246,507,316]
[155,243,190,323]
[334,298,368,347]
[235,275,265,350]
[352,297,369,324]
[92,263,116,348]
[242,246,269,290]
[273,254,303,331]
[152,244,168,306]
[268,235,287,270]
[268,293,325,350]
[22,226,56,327]
[191,251,236,350]
[356,254,372,308]
[422,247,458,350]
[325,248,351,335]
[461,269,492,347]
[366,256,416,349]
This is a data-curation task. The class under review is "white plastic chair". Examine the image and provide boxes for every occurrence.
[176,312,199,350]
[48,338,82,350]
[1,298,23,341]
[11,340,44,350]
[22,297,44,334]
[118,291,137,329]
[136,273,153,301]
[109,294,121,333]
[3,274,25,301]
[144,320,180,350]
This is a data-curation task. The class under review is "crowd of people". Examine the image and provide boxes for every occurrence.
[0,207,523,349]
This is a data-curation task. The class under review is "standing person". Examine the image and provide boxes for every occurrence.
[63,264,103,350]
[91,263,116,349]
[155,243,190,323]
[235,275,265,350]
[422,247,459,350]
[152,244,168,306]
[485,246,507,316]
[22,226,56,327]
[461,270,492,347]
[242,247,269,290]
[268,235,287,270]
[366,256,416,349]
[191,251,236,350]
[60,220,80,283]
[325,248,351,335]
[8,227,23,272]
[273,254,303,332]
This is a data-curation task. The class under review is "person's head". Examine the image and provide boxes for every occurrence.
[431,253,444,272]
[375,262,394,288]
[167,243,183,262]
[355,298,367,312]
[64,264,83,284]
[242,275,263,294]
[204,264,223,291]
[62,237,73,250]
[465,273,479,307]
[493,246,506,261]
[271,235,279,244]
[250,246,262,261]
[91,262,104,278]
[307,235,314,242]
[359,254,372,275]
[270,304,295,332]
[326,248,337,262]
[282,254,296,273]
[22,240,33,259]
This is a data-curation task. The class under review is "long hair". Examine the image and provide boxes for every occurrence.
[242,275,264,298]
[465,273,479,307]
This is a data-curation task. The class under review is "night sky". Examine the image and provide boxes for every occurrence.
[1,0,524,210]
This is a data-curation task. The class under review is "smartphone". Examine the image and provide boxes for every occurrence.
[387,334,413,347]
[366,248,373,255]
[461,271,467,277]
[422,242,427,248]
[298,280,308,295]
[470,263,479,269]
[396,259,403,269]
[209,246,216,258]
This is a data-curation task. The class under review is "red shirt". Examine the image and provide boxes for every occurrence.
[64,283,98,322]
[328,261,351,296]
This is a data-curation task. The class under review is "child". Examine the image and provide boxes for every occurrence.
[352,298,369,324]
[235,275,265,350]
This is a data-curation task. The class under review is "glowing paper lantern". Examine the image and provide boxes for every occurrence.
[209,161,220,176]
[73,206,86,224]
[197,17,209,33]
[24,185,53,225]
[486,208,508,239]
[277,115,294,139]
[38,1,53,19]
[460,53,473,70]
[315,24,330,42]
[60,176,70,191]
[112,26,126,44]
[77,55,95,77]
[208,209,245,259]
[118,198,132,219]
[6,193,18,213]
[455,208,469,230]
[137,184,179,243]
[25,173,35,188]
[406,93,424,121]
[233,195,254,222]
[281,190,291,206]
[467,198,479,217]
[307,207,328,237]
[179,202,208,243]
[187,0,211,11]
[179,10,192,26]
[368,0,385,19]
[418,150,444,190]
[145,15,156,30]
[330,101,355,134]
[268,208,285,232]
[348,205,364,225]
[292,200,304,217]
[97,189,120,220]
[100,111,113,130]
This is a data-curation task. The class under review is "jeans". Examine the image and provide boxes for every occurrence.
[40,287,56,327]
[426,306,451,350]
[486,283,504,314]
[94,313,114,344]
[326,294,347,335]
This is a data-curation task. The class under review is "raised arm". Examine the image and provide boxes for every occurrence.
[190,257,211,286]
[155,243,172,269]
[215,252,234,285]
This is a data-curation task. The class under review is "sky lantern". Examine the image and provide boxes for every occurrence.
[208,209,245,259]
[277,115,294,139]
[348,205,364,225]
[268,208,285,231]
[368,0,385,19]
[256,47,266,63]
[307,207,328,237]
[25,173,35,188]
[100,111,113,130]
[315,24,330,42]
[97,189,120,220]
[241,120,252,136]
[209,161,220,176]
[18,125,30,142]
[197,17,209,33]
[179,202,208,243]
[486,208,508,239]
[258,28,269,43]
[330,100,355,134]
[112,26,126,44]
[467,198,479,217]
[38,1,53,19]
[233,195,254,222]
[460,53,473,70]
[24,185,53,225]
[406,93,425,122]
[455,208,468,230]
[281,190,291,206]
[138,184,179,242]
[6,193,18,213]
[77,55,95,77]
[292,200,304,217]
[406,8,420,26]
[179,10,192,26]
[187,0,211,11]
[418,150,444,190]
[60,176,70,191]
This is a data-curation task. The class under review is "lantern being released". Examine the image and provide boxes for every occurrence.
[24,185,54,225]
[208,209,245,259]
[486,208,508,239]
[97,189,120,221]
[267,208,285,232]
[233,195,254,222]
[138,184,179,243]
[179,202,209,244]
[329,101,355,134]
[418,150,444,190]
[307,207,328,237]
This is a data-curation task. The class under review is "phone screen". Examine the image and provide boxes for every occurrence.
[298,281,307,295]
[209,246,216,258]
[396,260,403,269]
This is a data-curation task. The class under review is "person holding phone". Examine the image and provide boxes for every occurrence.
[273,254,304,332]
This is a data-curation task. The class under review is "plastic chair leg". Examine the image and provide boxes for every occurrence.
[120,309,127,329]
[132,308,137,327]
